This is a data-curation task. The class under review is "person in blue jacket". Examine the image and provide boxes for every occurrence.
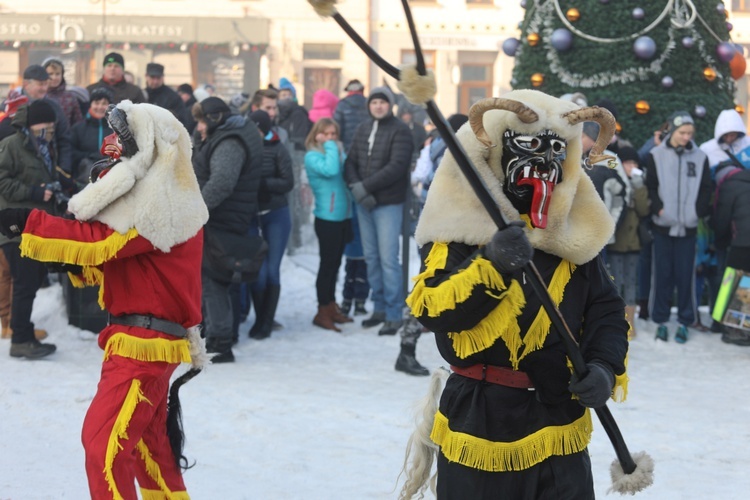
[304,118,354,331]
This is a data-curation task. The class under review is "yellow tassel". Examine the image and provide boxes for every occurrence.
[68,272,85,288]
[104,379,152,500]
[137,440,189,499]
[20,228,139,266]
[430,410,593,472]
[612,348,629,403]
[104,333,192,364]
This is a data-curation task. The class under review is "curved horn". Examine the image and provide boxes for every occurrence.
[564,106,616,167]
[468,98,539,148]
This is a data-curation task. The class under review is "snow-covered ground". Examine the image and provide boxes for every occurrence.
[2,235,750,499]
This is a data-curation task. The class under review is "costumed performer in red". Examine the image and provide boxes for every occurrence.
[0,100,209,499]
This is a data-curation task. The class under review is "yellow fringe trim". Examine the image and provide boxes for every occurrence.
[137,440,190,499]
[431,409,593,472]
[140,490,191,500]
[104,379,152,500]
[407,243,511,318]
[104,333,192,364]
[20,228,139,266]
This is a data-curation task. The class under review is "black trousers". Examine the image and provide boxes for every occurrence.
[2,242,48,343]
[314,218,351,305]
[437,449,594,500]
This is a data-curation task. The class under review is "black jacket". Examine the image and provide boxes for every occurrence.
[87,78,145,105]
[344,114,414,206]
[70,114,113,179]
[277,99,312,152]
[146,85,186,127]
[258,131,294,212]
[714,168,750,269]
[333,93,368,152]
[193,116,263,235]
[182,95,197,135]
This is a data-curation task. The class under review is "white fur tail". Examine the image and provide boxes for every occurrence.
[398,367,448,500]
[186,326,210,369]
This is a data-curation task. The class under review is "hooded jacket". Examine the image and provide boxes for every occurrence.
[699,109,750,170]
[308,89,339,123]
[333,92,368,152]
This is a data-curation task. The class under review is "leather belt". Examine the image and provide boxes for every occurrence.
[451,364,535,389]
[108,313,187,338]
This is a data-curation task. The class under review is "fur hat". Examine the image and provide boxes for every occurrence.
[27,100,56,126]
[192,97,231,133]
[103,52,125,68]
[249,110,272,136]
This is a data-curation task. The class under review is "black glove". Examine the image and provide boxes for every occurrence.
[483,220,533,274]
[0,208,33,237]
[349,182,369,204]
[568,361,615,408]
[359,194,377,211]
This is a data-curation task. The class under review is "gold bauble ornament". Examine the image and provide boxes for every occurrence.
[735,104,745,115]
[527,33,541,47]
[703,67,717,81]
[566,8,581,22]
[635,100,650,114]
[530,73,544,87]
[615,122,622,134]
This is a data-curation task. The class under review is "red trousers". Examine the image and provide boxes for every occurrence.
[82,355,189,500]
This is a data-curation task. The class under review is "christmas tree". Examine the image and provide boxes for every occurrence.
[507,0,745,147]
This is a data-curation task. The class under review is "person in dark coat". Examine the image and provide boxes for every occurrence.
[246,109,295,341]
[144,63,186,126]
[87,52,145,105]
[177,83,198,135]
[344,85,413,338]
[334,79,368,152]
[42,57,83,127]
[70,87,114,184]
[192,97,263,362]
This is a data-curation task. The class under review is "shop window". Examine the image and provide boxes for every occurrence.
[401,49,436,72]
[457,64,492,114]
[303,43,342,61]
[733,0,750,11]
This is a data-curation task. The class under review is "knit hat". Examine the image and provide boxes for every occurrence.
[199,96,230,116]
[617,145,640,165]
[103,52,125,68]
[279,77,296,99]
[447,113,468,132]
[595,98,619,121]
[249,109,272,136]
[27,100,56,126]
[89,87,114,104]
[193,88,210,103]
[367,85,394,107]
[582,121,600,141]
[177,83,193,96]
[42,56,64,72]
[192,97,231,134]
[666,110,694,135]
[23,65,49,81]
[344,79,365,92]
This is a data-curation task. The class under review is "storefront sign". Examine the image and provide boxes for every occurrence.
[419,34,503,51]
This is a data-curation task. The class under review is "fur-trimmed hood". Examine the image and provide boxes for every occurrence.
[416,89,613,265]
[66,101,208,252]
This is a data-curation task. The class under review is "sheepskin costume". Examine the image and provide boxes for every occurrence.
[67,101,208,252]
[416,89,613,265]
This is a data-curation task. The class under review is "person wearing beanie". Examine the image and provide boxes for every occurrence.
[70,87,114,183]
[245,108,294,341]
[177,83,197,135]
[17,64,74,173]
[278,77,297,101]
[42,57,83,127]
[334,77,369,151]
[192,95,263,361]
[344,82,426,373]
[0,100,64,358]
[86,52,145,105]
[308,88,339,123]
[645,110,712,343]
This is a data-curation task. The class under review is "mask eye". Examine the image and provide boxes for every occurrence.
[513,135,542,152]
[549,139,567,155]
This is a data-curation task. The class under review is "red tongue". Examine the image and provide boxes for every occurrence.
[517,177,555,229]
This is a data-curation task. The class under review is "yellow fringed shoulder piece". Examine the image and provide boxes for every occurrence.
[407,242,509,318]
[20,228,139,266]
[104,333,192,365]
[137,440,189,499]
[104,379,151,500]
[431,409,593,472]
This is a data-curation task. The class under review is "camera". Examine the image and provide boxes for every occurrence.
[44,181,71,206]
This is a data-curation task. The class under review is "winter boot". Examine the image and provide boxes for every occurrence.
[675,324,688,344]
[313,303,341,332]
[206,338,235,363]
[248,287,267,339]
[395,344,429,376]
[655,324,668,342]
[722,327,750,346]
[9,339,56,360]
[637,298,649,320]
[249,285,281,340]
[378,320,403,336]
[331,303,353,324]
[362,311,386,328]
[273,320,284,331]
[340,299,352,315]
[353,300,368,315]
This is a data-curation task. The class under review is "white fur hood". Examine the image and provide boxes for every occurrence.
[415,89,613,265]
[67,101,208,252]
